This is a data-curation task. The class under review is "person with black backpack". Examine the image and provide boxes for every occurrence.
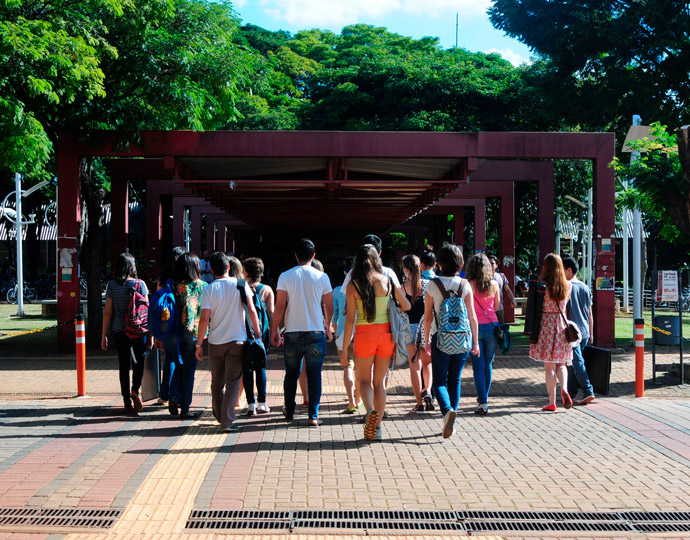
[242,257,274,415]
[101,253,150,414]
[422,243,479,439]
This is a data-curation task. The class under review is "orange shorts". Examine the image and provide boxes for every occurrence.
[353,323,395,358]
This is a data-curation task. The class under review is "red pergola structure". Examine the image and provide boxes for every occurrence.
[58,130,616,350]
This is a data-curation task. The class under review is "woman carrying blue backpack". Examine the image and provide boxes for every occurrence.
[423,243,479,439]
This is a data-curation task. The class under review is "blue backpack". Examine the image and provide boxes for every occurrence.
[432,278,472,354]
[237,280,271,353]
[147,280,179,341]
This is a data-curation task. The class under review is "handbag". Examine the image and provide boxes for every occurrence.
[387,278,411,368]
[473,289,512,354]
[237,279,268,371]
[558,305,581,345]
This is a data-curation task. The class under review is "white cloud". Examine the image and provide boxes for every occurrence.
[256,0,491,28]
[485,47,531,67]
[233,0,248,8]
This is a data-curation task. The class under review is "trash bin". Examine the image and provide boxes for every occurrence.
[583,346,611,396]
[653,315,681,346]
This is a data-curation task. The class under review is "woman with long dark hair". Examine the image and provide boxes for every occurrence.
[340,245,410,440]
[168,252,206,419]
[102,252,149,413]
[528,253,573,411]
[402,254,433,413]
[465,253,500,415]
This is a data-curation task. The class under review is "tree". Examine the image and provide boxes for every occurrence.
[1,0,258,346]
[489,0,690,136]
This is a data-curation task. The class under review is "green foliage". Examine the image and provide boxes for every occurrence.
[612,122,686,242]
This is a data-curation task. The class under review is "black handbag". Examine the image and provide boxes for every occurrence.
[237,279,268,371]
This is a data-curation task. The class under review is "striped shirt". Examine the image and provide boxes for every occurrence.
[106,279,149,333]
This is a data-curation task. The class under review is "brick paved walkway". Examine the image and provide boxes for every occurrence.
[1,343,690,539]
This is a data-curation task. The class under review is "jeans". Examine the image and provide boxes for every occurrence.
[243,360,267,405]
[168,331,198,414]
[430,334,469,416]
[112,331,146,406]
[160,336,180,402]
[283,331,327,420]
[472,323,499,406]
[568,340,594,398]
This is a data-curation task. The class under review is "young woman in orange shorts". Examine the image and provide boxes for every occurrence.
[340,245,410,440]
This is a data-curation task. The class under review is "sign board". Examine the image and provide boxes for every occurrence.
[656,270,679,302]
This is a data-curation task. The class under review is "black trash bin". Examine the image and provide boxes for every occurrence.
[583,346,611,396]
[653,315,681,346]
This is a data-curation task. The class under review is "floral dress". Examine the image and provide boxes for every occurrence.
[529,287,573,365]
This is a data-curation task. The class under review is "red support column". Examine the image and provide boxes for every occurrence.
[146,181,163,288]
[499,182,516,323]
[110,175,129,264]
[57,134,81,352]
[474,200,486,252]
[537,163,555,265]
[593,143,617,349]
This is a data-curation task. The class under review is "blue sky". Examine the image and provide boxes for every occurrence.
[233,0,533,66]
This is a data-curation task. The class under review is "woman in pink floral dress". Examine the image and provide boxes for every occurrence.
[529,254,573,411]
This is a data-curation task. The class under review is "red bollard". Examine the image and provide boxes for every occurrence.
[635,318,645,397]
[75,315,86,397]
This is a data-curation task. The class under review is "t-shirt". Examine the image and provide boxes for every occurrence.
[426,276,471,335]
[568,279,591,341]
[332,285,347,338]
[277,265,333,333]
[493,271,508,310]
[341,265,400,290]
[106,279,149,333]
[200,277,253,344]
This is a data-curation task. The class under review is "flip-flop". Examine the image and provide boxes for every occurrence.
[341,406,359,414]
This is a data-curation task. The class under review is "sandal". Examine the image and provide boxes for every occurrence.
[341,406,359,414]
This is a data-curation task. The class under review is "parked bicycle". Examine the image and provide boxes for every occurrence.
[6,281,38,304]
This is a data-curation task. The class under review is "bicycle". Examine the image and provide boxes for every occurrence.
[6,282,38,304]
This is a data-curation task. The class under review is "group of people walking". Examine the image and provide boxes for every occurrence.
[100,234,595,441]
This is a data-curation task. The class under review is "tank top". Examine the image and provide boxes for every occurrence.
[405,290,424,324]
[472,283,498,325]
[355,295,390,325]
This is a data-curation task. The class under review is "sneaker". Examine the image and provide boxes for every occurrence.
[180,411,197,420]
[474,406,488,416]
[130,391,143,413]
[168,400,179,416]
[423,392,435,412]
[576,395,595,406]
[222,424,240,433]
[309,418,322,427]
[256,402,270,414]
[301,400,309,407]
[246,403,256,416]
[382,410,389,419]
[363,410,379,440]
[374,426,383,440]
[412,403,426,414]
[282,406,293,422]
[442,410,456,439]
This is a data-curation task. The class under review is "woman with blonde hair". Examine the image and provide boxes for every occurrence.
[464,253,500,415]
[528,253,573,411]
[340,244,410,440]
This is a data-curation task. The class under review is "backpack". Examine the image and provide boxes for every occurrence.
[252,283,271,352]
[237,279,268,370]
[432,277,471,354]
[125,280,149,340]
[147,280,179,341]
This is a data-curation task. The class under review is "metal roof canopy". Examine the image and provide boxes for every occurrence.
[57,129,618,350]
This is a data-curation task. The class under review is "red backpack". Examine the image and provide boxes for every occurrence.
[125,280,149,340]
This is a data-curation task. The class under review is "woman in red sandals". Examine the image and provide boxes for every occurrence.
[528,253,573,411]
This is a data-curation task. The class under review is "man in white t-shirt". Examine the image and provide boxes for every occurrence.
[196,252,261,432]
[271,238,333,426]
[341,234,400,290]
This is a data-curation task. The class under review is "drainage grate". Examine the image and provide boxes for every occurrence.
[185,507,690,534]
[0,508,121,529]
